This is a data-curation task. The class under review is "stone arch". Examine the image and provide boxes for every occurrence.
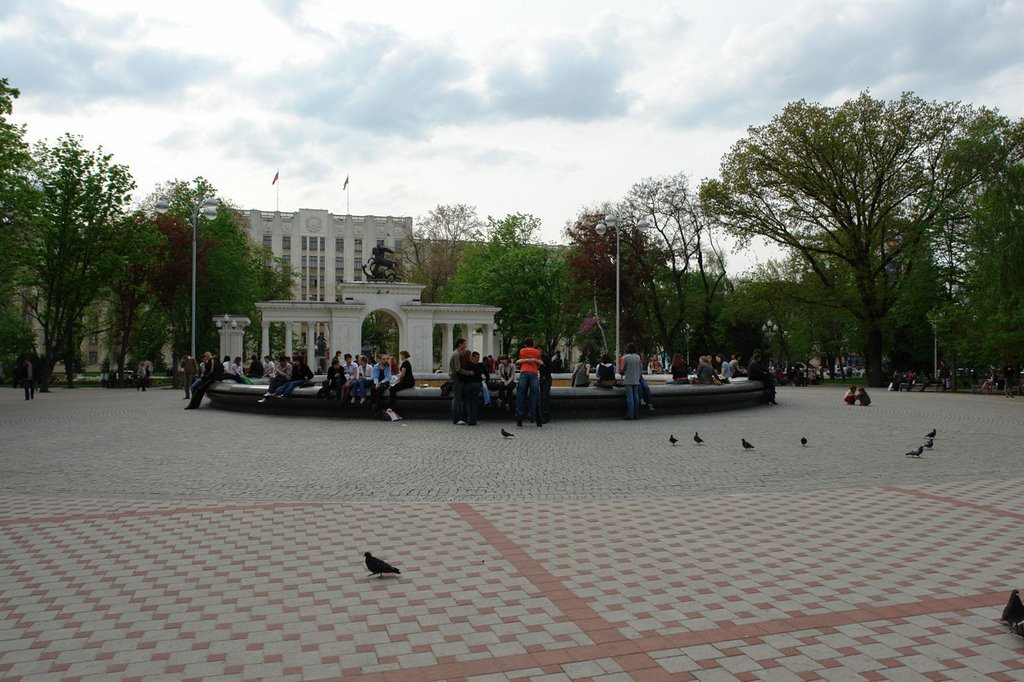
[359,307,403,359]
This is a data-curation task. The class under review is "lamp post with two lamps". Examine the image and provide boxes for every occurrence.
[594,213,650,372]
[154,196,219,359]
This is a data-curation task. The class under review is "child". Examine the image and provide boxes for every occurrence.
[843,386,857,405]
[855,386,871,406]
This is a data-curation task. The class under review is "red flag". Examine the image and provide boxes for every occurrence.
[272,170,279,185]
[343,175,349,190]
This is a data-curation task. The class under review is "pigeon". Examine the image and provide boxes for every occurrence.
[800,437,808,447]
[1001,589,1024,625]
[693,432,703,445]
[364,552,401,578]
[905,446,924,458]
[741,438,754,450]
[925,428,936,439]
[924,438,933,449]
[669,434,678,446]
[501,428,516,438]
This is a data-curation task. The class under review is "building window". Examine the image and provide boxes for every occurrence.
[282,236,291,250]
[88,352,98,364]
[335,256,344,269]
[307,256,317,268]
[262,235,272,248]
[394,238,403,252]
[335,238,344,252]
[355,258,362,270]
[354,238,362,253]
[377,239,385,248]
[89,333,98,344]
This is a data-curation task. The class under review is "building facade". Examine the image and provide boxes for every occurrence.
[243,209,413,302]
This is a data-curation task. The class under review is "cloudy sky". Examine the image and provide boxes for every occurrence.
[3,0,1023,270]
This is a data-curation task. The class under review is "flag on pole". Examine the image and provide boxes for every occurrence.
[272,169,279,185]
[343,175,349,190]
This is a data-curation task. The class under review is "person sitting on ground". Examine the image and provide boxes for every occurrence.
[843,385,857,405]
[668,353,689,384]
[495,354,516,409]
[855,386,871,406]
[370,354,392,413]
[571,359,591,387]
[595,353,616,387]
[389,350,415,410]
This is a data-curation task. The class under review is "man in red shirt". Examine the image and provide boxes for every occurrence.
[514,337,543,427]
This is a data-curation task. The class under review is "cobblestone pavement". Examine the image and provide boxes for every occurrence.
[1,386,1022,680]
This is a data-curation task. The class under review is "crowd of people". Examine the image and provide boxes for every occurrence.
[178,342,787,420]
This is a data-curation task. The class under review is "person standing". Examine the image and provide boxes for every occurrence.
[449,338,468,424]
[747,349,777,404]
[461,348,483,426]
[514,337,543,427]
[538,346,553,424]
[181,353,198,399]
[17,357,35,401]
[621,343,643,420]
[136,362,148,391]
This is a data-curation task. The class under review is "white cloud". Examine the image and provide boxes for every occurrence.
[4,0,1023,274]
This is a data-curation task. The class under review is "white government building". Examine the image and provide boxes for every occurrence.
[240,209,499,375]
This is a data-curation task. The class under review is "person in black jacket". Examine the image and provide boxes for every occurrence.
[746,349,777,405]
[185,352,223,409]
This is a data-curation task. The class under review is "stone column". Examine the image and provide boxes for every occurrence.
[285,322,293,357]
[261,321,270,358]
[307,320,316,371]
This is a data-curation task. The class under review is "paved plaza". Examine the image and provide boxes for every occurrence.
[1,385,1022,680]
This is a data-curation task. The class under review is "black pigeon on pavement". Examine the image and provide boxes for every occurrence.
[800,437,808,447]
[925,428,936,439]
[693,432,703,445]
[1001,589,1024,625]
[669,434,678,446]
[364,552,401,579]
[741,438,754,450]
[501,428,516,438]
[905,445,924,458]
[924,438,934,449]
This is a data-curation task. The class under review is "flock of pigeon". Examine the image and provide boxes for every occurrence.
[368,433,1021,639]
[904,428,937,458]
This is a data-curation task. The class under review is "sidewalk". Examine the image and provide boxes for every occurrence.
[1,387,1022,680]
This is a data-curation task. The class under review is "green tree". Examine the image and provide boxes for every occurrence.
[446,214,573,352]
[703,91,982,386]
[22,134,135,390]
[0,78,35,370]
[144,179,293,376]
[107,211,166,383]
[406,203,481,302]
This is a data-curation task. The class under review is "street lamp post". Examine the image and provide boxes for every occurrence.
[595,213,649,374]
[155,196,219,359]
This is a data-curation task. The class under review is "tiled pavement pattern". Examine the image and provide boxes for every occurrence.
[1,388,1023,680]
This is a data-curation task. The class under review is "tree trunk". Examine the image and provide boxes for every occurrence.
[865,327,885,387]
